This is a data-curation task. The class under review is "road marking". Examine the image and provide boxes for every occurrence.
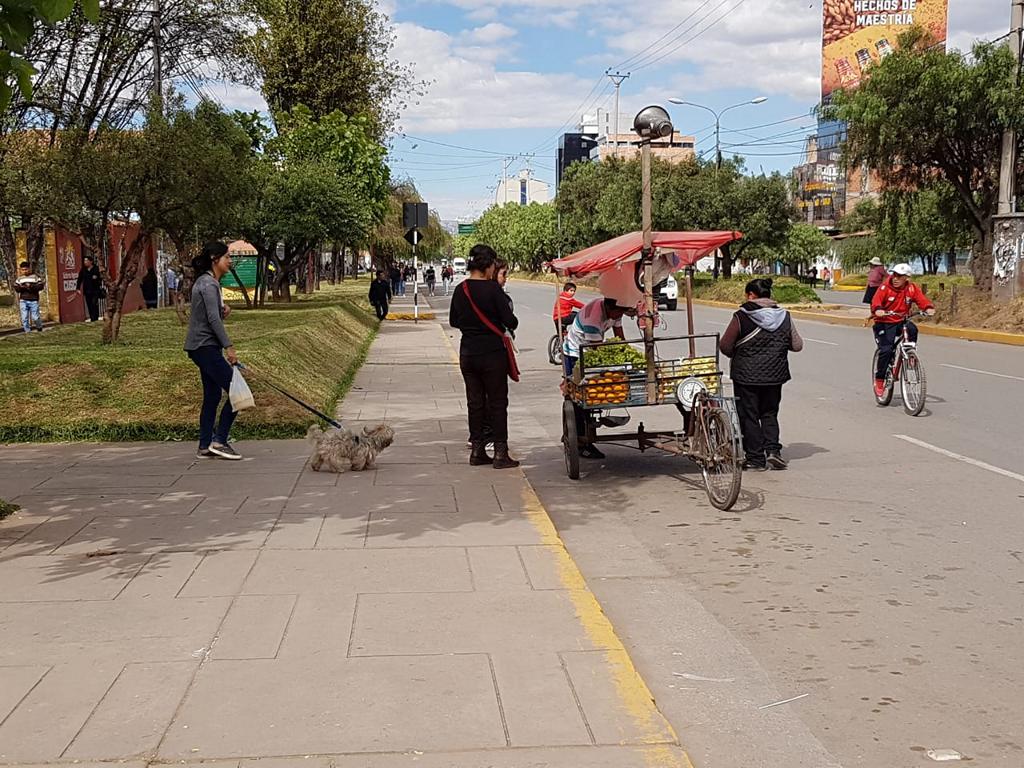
[940,363,1024,382]
[804,337,839,346]
[894,434,1024,484]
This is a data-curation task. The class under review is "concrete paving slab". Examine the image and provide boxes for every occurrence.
[490,652,592,746]
[0,665,50,724]
[159,655,505,759]
[327,745,692,767]
[275,593,357,660]
[0,517,95,557]
[363,509,540,548]
[10,492,201,517]
[63,660,198,760]
[327,483,456,514]
[466,546,532,591]
[312,511,370,548]
[0,553,148,602]
[264,514,326,549]
[213,595,296,659]
[561,650,677,747]
[0,662,121,762]
[0,597,230,665]
[242,549,472,595]
[349,591,614,656]
[54,513,278,555]
[36,472,181,490]
[178,550,260,598]
[168,473,301,496]
[116,552,204,601]
[235,496,290,515]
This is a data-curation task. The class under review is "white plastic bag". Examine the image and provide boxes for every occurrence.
[229,367,255,412]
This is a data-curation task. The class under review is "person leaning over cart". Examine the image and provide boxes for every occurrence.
[562,296,636,460]
[719,278,803,471]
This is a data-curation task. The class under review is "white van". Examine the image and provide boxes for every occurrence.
[452,257,467,275]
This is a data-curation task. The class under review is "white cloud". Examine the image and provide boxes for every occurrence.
[395,21,599,132]
[463,22,517,44]
[206,81,269,113]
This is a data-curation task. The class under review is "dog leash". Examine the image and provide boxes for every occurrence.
[235,363,345,430]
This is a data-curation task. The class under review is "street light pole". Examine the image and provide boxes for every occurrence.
[668,97,767,174]
[606,70,630,157]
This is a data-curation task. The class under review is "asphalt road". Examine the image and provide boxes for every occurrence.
[433,278,1024,768]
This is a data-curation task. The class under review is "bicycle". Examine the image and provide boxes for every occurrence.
[548,312,577,366]
[871,311,928,416]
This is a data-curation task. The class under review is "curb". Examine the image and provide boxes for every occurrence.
[831,284,864,292]
[693,299,1024,347]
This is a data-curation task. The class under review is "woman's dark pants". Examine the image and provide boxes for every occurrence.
[460,350,509,443]
[733,382,783,466]
[188,346,237,449]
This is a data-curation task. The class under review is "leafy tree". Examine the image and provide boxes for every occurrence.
[475,202,560,271]
[0,0,99,111]
[827,30,1024,290]
[250,0,418,140]
[777,223,830,271]
[370,179,450,270]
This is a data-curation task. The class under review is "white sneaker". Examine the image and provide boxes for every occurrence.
[209,442,242,460]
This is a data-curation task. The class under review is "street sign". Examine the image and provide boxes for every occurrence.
[404,228,420,246]
[403,202,428,229]
[457,223,476,235]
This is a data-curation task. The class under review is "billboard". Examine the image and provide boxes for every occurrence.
[822,0,949,100]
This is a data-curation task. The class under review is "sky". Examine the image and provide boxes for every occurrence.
[215,0,1006,222]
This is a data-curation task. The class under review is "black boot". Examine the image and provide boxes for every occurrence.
[492,441,520,469]
[469,441,492,466]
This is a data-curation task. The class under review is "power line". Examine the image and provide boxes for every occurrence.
[613,0,716,69]
[399,133,509,156]
[631,0,746,72]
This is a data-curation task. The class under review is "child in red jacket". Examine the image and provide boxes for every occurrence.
[871,263,934,396]
[552,282,584,334]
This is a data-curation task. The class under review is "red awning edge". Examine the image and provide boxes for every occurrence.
[551,231,743,277]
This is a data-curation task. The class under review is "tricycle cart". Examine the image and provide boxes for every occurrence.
[551,229,746,511]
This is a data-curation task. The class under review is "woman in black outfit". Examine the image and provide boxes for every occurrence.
[449,244,520,469]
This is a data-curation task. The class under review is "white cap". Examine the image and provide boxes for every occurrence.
[891,263,912,276]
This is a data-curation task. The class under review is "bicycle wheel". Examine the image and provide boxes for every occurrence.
[548,335,563,366]
[900,350,927,416]
[871,349,894,406]
[562,400,580,480]
[697,406,742,511]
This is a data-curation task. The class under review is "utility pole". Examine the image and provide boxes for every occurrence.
[152,0,163,114]
[606,70,629,157]
[997,0,1024,216]
[502,156,516,205]
[993,0,1024,302]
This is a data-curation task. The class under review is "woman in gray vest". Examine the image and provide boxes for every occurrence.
[719,278,803,471]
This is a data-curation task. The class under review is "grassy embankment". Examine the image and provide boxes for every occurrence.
[0,281,377,442]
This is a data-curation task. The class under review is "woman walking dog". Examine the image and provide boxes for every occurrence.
[184,242,242,460]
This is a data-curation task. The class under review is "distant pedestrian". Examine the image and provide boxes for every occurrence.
[425,266,437,296]
[821,266,832,290]
[76,255,103,322]
[494,259,514,340]
[14,261,45,333]
[141,267,158,309]
[442,264,454,294]
[368,269,392,320]
[166,265,180,306]
[808,265,818,288]
[402,264,414,296]
[389,264,401,296]
[720,278,804,471]
[863,256,886,304]
[184,241,242,461]
[449,244,520,469]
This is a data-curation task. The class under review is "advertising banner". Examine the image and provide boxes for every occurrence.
[822,0,949,100]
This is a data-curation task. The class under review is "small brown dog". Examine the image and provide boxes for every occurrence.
[306,423,395,472]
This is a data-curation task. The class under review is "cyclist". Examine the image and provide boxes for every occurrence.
[552,281,585,335]
[871,263,935,397]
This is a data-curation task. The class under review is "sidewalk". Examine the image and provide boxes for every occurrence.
[0,313,691,767]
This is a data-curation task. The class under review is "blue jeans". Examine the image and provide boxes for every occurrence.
[187,346,237,449]
[398,279,406,296]
[19,300,42,332]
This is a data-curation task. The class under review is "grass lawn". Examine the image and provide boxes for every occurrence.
[0,280,377,442]
[688,274,821,305]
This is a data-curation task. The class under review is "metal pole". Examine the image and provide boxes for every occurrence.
[606,70,629,157]
[715,114,722,172]
[413,236,418,324]
[641,140,657,404]
[997,0,1024,215]
[685,267,696,358]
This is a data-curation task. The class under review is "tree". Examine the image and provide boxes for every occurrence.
[0,0,99,111]
[778,224,830,271]
[474,202,559,271]
[370,179,450,270]
[250,0,418,140]
[827,30,1024,290]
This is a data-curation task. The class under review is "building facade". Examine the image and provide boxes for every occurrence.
[494,170,550,206]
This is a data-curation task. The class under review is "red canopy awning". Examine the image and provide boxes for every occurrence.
[551,231,743,277]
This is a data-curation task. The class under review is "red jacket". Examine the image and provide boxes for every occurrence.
[552,291,585,320]
[870,277,933,323]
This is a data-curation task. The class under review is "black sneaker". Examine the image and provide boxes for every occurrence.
[579,444,605,460]
[766,452,788,470]
[744,460,769,472]
[196,447,214,458]
[209,442,242,460]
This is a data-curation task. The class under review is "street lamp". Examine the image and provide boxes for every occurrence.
[668,96,767,170]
